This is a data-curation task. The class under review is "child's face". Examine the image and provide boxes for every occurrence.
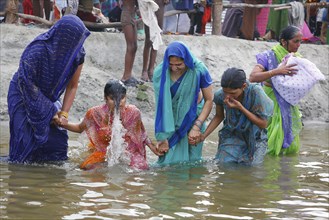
[105,95,126,111]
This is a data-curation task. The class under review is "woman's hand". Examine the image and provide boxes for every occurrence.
[188,126,202,146]
[157,140,169,153]
[57,112,68,127]
[224,96,242,110]
[149,143,164,156]
[52,113,60,125]
[277,59,298,76]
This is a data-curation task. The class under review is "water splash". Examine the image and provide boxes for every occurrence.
[105,110,129,167]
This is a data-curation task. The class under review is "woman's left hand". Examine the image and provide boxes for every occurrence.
[188,127,202,146]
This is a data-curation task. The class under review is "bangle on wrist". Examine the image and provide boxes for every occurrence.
[194,119,203,129]
[59,111,69,119]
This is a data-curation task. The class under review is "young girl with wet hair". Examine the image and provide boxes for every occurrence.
[60,79,162,170]
[200,67,274,165]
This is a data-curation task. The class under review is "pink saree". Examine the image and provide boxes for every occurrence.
[80,104,150,170]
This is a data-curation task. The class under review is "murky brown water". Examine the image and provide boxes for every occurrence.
[0,121,328,219]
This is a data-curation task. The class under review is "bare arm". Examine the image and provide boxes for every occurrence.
[198,85,214,123]
[57,64,83,126]
[188,85,214,145]
[249,61,298,83]
[61,64,83,113]
[202,104,224,141]
[224,96,268,129]
[60,119,87,133]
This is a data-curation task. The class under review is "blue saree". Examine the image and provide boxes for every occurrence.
[153,41,212,165]
[214,82,274,165]
[7,15,90,163]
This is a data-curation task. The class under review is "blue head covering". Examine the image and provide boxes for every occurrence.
[8,15,90,162]
[154,41,202,148]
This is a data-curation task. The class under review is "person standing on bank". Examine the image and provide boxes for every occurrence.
[7,15,90,163]
[153,41,213,166]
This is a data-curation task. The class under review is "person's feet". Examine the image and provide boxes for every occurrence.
[121,77,144,87]
[141,71,150,82]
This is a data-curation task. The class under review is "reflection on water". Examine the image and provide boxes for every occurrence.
[0,121,328,219]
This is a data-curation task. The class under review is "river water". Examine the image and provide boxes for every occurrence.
[0,121,328,219]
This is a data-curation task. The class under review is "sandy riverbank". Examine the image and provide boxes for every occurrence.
[0,23,328,125]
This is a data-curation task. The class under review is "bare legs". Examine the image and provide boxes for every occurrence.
[121,1,138,82]
[32,0,51,20]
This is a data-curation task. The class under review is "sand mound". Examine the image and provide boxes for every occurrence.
[0,24,328,124]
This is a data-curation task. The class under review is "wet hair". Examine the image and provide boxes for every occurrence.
[221,67,246,89]
[104,79,127,111]
[279,25,300,45]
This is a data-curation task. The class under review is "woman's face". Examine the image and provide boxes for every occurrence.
[169,56,186,74]
[282,31,303,53]
[105,95,126,111]
[222,83,246,100]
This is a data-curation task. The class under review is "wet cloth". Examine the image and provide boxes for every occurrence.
[137,0,163,50]
[7,15,90,163]
[214,82,274,165]
[256,44,303,156]
[153,42,212,165]
[80,104,151,170]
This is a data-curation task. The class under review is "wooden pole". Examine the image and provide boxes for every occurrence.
[212,0,223,35]
[15,13,125,29]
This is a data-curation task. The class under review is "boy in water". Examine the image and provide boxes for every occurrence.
[59,79,162,170]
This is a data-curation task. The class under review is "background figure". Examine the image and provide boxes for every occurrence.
[188,0,205,35]
[33,0,51,20]
[153,41,213,166]
[60,79,162,170]
[266,0,289,40]
[221,0,244,38]
[120,0,140,87]
[7,15,90,163]
[319,2,328,44]
[240,0,267,40]
[101,0,122,23]
[249,25,303,156]
[77,0,98,22]
[200,68,273,165]
[141,0,168,82]
[256,0,271,37]
[22,0,33,23]
[163,2,190,34]
[5,0,19,23]
[201,0,212,34]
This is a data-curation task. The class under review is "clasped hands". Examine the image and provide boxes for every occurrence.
[52,111,68,127]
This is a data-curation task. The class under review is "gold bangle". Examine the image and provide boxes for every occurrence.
[59,111,69,119]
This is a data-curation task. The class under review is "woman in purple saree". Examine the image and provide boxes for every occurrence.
[7,15,90,163]
[249,25,303,156]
